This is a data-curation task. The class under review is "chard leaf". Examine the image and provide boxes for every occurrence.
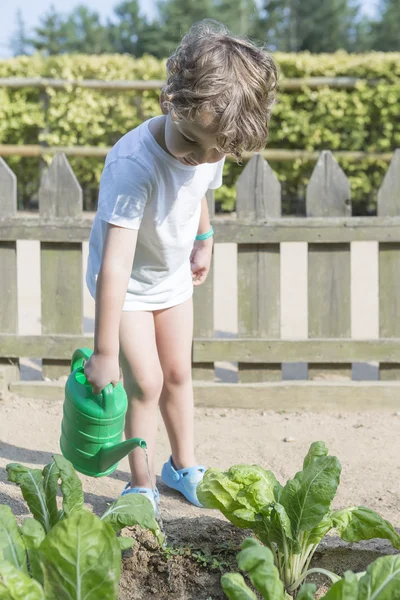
[20,519,46,584]
[197,469,244,512]
[0,506,27,573]
[39,509,121,600]
[296,583,317,599]
[228,465,282,509]
[197,465,282,532]
[259,503,300,554]
[358,554,400,599]
[307,512,333,545]
[52,455,84,518]
[237,538,286,600]
[118,537,135,551]
[0,561,44,600]
[6,464,51,534]
[332,507,400,549]
[303,442,329,470]
[280,454,341,536]
[197,469,257,528]
[323,571,359,599]
[42,461,60,528]
[101,494,162,545]
[221,573,258,600]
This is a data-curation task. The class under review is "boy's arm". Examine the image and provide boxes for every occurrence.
[197,195,212,236]
[190,196,213,286]
[86,223,138,393]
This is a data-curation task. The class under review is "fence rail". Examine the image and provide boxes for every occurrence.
[0,76,385,91]
[0,145,394,162]
[1,148,400,410]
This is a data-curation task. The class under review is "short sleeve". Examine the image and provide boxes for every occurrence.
[208,157,225,190]
[96,157,152,229]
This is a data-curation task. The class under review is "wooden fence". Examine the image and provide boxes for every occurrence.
[1,149,400,410]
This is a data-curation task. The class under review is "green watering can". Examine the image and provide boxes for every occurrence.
[60,348,147,477]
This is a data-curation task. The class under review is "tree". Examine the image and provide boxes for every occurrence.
[211,0,260,37]
[64,6,112,54]
[258,0,362,52]
[372,0,400,50]
[108,0,150,55]
[31,5,69,55]
[155,0,217,56]
[10,9,30,56]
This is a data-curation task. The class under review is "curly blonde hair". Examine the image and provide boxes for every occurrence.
[161,20,278,159]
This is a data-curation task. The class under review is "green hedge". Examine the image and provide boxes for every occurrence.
[0,52,399,214]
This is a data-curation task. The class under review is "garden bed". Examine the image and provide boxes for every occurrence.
[1,394,399,599]
[118,518,398,600]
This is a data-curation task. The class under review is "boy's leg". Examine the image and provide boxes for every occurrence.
[154,298,196,469]
[119,310,164,488]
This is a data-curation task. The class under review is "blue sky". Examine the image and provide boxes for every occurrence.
[0,0,379,58]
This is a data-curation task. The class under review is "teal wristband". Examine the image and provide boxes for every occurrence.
[196,227,214,241]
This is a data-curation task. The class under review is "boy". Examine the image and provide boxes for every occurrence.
[85,20,277,509]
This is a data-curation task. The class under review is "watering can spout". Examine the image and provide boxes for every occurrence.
[97,437,147,473]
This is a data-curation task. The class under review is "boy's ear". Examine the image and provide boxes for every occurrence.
[160,88,169,115]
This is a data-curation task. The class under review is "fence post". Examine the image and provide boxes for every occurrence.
[377,148,400,380]
[236,153,282,381]
[39,152,83,379]
[0,158,19,392]
[307,151,352,380]
[192,190,215,380]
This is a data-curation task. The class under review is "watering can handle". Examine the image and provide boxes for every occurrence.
[71,348,116,408]
[71,348,93,372]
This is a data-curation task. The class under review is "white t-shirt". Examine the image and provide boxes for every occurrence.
[86,118,225,311]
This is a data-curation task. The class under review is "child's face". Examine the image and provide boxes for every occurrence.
[164,112,226,166]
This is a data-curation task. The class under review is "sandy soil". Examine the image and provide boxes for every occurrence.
[1,393,399,598]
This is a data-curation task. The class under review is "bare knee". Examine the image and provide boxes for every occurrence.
[124,368,164,401]
[163,363,192,388]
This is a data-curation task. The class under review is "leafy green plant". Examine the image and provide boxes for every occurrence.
[197,442,400,594]
[221,537,400,600]
[0,454,162,599]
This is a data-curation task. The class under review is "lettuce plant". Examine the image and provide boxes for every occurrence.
[0,454,162,599]
[221,537,400,600]
[197,442,400,594]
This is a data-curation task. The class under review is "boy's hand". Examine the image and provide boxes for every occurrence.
[84,353,120,395]
[190,237,213,286]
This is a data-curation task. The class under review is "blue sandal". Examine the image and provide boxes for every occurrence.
[121,483,160,513]
[161,456,206,508]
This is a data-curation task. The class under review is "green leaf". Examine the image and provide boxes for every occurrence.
[228,465,282,509]
[0,506,27,573]
[221,573,257,600]
[101,494,162,544]
[358,554,400,599]
[117,537,135,551]
[332,507,400,549]
[0,561,44,600]
[302,442,328,470]
[197,465,281,532]
[307,512,333,545]
[323,571,359,599]
[52,454,84,518]
[6,464,52,534]
[20,519,45,584]
[39,509,121,600]
[259,503,300,554]
[42,461,60,528]
[280,453,341,536]
[296,583,317,599]
[237,538,286,600]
